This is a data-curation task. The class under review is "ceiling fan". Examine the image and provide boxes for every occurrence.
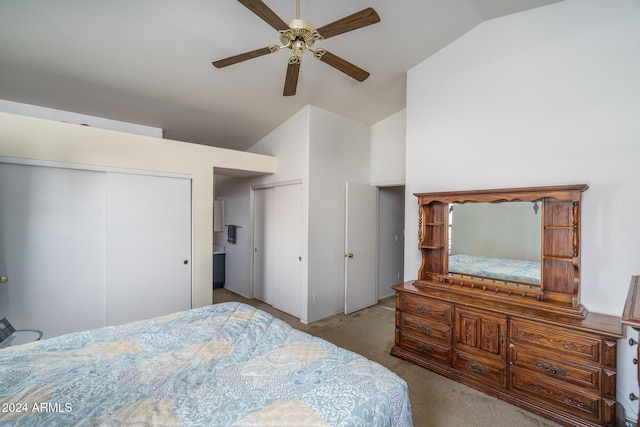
[212,0,380,96]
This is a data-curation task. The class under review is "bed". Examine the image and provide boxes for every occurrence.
[0,302,413,426]
[448,253,541,286]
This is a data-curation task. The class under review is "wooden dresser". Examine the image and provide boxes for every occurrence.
[393,282,624,426]
[391,185,626,427]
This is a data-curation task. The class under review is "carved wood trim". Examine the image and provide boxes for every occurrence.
[622,275,640,331]
[414,184,589,317]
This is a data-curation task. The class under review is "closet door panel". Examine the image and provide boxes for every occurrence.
[272,184,303,318]
[253,187,274,305]
[253,184,303,318]
[106,173,191,326]
[0,162,106,338]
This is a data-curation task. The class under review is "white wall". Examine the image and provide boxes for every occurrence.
[216,107,310,315]
[308,106,370,322]
[404,0,640,418]
[0,111,276,309]
[217,105,370,323]
[0,99,162,138]
[371,109,406,186]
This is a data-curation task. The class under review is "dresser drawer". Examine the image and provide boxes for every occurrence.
[398,332,451,366]
[453,350,506,388]
[509,345,601,391]
[510,319,602,365]
[400,313,452,346]
[401,294,452,325]
[510,367,603,423]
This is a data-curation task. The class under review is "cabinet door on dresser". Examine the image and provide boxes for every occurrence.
[453,307,508,387]
[455,307,508,360]
[509,319,618,426]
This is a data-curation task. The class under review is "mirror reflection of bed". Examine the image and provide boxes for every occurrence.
[448,201,541,289]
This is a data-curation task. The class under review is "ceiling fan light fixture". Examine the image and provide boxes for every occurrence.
[213,0,380,95]
[291,39,306,56]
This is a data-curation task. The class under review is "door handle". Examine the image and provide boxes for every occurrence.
[345,253,354,259]
[0,276,7,284]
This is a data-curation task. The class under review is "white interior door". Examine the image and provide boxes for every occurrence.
[345,182,378,314]
[106,172,192,326]
[252,187,273,304]
[0,162,107,338]
[271,184,303,318]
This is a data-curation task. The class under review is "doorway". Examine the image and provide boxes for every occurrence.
[344,184,405,314]
[377,186,405,299]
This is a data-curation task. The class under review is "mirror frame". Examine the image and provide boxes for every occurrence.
[413,185,588,318]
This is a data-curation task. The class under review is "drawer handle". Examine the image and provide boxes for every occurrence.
[469,362,489,376]
[536,361,567,376]
[416,305,432,314]
[416,325,432,334]
[417,343,433,354]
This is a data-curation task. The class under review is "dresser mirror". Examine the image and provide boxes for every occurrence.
[415,185,588,316]
[448,201,542,289]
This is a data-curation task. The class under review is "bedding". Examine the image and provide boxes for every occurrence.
[448,253,540,285]
[0,302,413,426]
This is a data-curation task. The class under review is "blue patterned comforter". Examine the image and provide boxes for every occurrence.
[448,254,541,285]
[0,302,413,426]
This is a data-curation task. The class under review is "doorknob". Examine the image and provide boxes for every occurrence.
[345,253,354,259]
[0,276,7,284]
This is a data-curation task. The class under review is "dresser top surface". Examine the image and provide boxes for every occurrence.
[394,281,625,338]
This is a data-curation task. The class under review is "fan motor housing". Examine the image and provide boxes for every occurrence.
[280,19,322,50]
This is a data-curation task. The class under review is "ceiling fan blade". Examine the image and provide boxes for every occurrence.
[238,0,289,32]
[212,46,277,68]
[314,50,370,82]
[316,7,380,40]
[283,57,301,96]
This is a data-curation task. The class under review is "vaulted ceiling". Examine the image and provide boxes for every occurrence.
[0,0,561,151]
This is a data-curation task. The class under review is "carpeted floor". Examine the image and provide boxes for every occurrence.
[213,287,561,427]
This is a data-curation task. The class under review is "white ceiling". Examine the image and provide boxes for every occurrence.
[0,0,561,151]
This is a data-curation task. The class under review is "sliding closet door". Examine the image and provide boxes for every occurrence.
[253,187,274,305]
[0,162,107,338]
[253,184,302,318]
[271,184,303,318]
[106,173,192,326]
